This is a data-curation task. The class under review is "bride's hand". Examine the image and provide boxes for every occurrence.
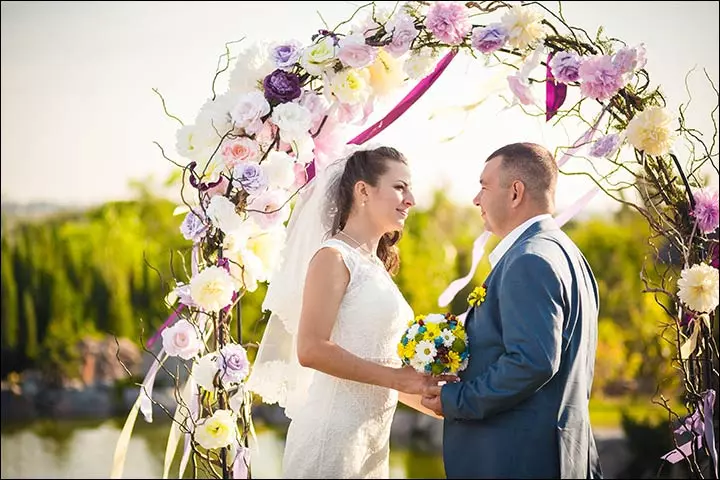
[394,366,442,394]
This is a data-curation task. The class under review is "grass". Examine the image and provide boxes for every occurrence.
[589,396,684,429]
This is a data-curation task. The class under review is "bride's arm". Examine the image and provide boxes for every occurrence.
[296,247,426,395]
[398,392,443,419]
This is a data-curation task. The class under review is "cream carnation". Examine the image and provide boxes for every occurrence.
[677,263,719,313]
[501,5,547,50]
[626,107,675,156]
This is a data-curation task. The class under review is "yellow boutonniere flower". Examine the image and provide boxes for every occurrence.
[467,284,487,308]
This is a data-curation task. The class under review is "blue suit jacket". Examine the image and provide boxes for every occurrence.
[440,218,603,479]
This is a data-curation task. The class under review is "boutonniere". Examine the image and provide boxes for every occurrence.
[467,283,487,308]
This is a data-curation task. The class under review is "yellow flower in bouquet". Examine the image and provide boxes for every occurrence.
[397,313,469,375]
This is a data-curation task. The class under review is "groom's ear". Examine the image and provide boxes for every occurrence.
[511,180,525,207]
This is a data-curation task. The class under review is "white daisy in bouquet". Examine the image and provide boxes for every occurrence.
[397,313,469,375]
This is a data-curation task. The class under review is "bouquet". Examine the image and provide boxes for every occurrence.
[397,313,469,375]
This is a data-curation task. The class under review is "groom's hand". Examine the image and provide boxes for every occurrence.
[421,384,444,417]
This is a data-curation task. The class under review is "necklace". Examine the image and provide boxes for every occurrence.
[338,230,382,264]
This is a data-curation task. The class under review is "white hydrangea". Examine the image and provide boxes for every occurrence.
[227,41,275,93]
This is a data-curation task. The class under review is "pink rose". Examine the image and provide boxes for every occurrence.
[338,34,378,69]
[221,137,260,167]
[161,319,203,360]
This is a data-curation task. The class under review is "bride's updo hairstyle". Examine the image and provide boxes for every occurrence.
[329,146,407,275]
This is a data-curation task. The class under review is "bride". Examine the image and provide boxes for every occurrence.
[247,145,442,478]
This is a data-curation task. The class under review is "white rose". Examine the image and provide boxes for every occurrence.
[328,68,371,105]
[193,352,220,391]
[271,102,313,144]
[300,37,337,76]
[230,91,270,136]
[404,48,437,80]
[206,195,244,235]
[261,150,296,190]
[195,410,237,450]
[189,266,236,312]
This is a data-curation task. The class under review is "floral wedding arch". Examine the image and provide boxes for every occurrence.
[111,2,719,478]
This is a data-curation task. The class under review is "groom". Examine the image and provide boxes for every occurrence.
[422,143,603,479]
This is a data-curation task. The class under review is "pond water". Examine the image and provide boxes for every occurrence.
[0,418,445,478]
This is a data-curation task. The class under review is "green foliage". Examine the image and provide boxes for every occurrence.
[0,191,685,402]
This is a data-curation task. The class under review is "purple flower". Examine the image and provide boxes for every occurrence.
[217,343,250,384]
[578,54,624,101]
[180,210,209,243]
[549,51,582,84]
[613,44,647,76]
[263,69,302,104]
[424,2,471,46]
[589,133,622,158]
[471,24,508,54]
[232,163,267,195]
[710,244,719,269]
[271,41,302,70]
[691,188,719,234]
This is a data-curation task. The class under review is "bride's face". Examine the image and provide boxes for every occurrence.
[363,160,415,232]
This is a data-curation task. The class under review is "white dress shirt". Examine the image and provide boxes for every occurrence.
[488,214,554,268]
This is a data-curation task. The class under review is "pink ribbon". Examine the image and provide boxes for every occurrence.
[557,108,607,168]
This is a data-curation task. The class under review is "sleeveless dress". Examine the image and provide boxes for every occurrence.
[281,238,414,478]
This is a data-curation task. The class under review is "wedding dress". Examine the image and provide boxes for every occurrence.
[280,238,414,478]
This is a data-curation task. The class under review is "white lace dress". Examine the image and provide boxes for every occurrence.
[281,238,414,479]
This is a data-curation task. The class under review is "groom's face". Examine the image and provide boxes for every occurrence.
[474,157,512,237]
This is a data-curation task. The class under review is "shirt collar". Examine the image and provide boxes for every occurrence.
[488,214,553,269]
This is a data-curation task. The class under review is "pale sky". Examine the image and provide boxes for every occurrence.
[2,1,718,214]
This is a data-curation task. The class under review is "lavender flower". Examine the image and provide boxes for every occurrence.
[217,343,250,384]
[232,163,267,195]
[549,51,582,84]
[271,41,302,70]
[263,69,302,104]
[471,24,508,54]
[691,188,719,234]
[589,133,622,158]
[180,210,209,243]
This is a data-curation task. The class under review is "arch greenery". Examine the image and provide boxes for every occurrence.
[112,2,718,478]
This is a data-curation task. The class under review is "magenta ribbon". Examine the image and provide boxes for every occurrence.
[347,49,458,145]
[307,49,458,181]
[545,53,567,122]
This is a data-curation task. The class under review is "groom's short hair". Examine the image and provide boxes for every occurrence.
[486,142,558,205]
